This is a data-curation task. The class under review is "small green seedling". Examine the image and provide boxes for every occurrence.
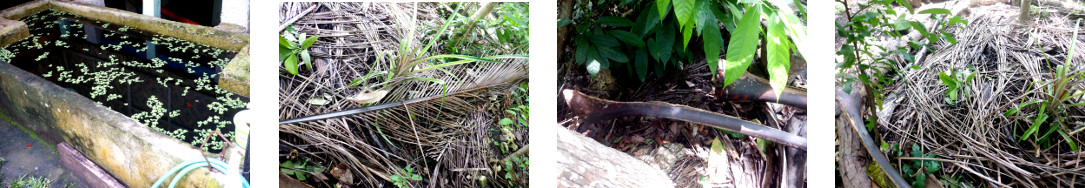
[390,165,422,188]
[280,26,319,75]
[938,67,975,105]
[280,158,325,182]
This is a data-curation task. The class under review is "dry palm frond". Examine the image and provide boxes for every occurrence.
[279,2,528,187]
[876,4,1085,187]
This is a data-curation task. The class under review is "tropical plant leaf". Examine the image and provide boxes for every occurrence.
[673,0,696,30]
[722,5,761,87]
[596,46,629,63]
[657,0,672,21]
[598,16,635,27]
[1058,128,1078,151]
[766,15,791,98]
[919,8,951,15]
[285,54,299,75]
[300,50,312,70]
[280,46,293,62]
[302,35,319,49]
[280,35,297,49]
[610,30,645,47]
[703,15,723,74]
[681,24,694,49]
[635,48,649,81]
[587,59,601,76]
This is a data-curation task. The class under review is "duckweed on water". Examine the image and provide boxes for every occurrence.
[1,9,247,152]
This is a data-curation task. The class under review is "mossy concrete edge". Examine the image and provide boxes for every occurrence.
[219,45,249,97]
[0,59,224,187]
[0,0,249,51]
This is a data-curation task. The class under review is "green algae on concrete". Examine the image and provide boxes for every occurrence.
[0,19,28,47]
[218,45,250,97]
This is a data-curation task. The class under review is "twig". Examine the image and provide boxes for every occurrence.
[280,4,321,32]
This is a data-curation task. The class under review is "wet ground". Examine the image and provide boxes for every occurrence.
[0,117,88,187]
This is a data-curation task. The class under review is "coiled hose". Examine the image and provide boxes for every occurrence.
[151,158,250,188]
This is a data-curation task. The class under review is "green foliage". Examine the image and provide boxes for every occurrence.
[445,2,529,56]
[899,144,942,188]
[567,0,805,97]
[390,165,422,188]
[836,0,967,110]
[938,66,975,105]
[8,175,52,188]
[280,158,326,182]
[1006,19,1084,152]
[280,26,319,75]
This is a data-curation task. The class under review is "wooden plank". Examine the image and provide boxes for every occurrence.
[57,142,125,188]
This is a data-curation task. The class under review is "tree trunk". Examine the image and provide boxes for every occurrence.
[556,125,674,187]
[1020,0,1032,24]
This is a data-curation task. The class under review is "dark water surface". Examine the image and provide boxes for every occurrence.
[1,9,247,153]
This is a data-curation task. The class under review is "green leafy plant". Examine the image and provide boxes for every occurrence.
[500,83,529,129]
[280,158,326,182]
[565,0,807,97]
[938,66,975,105]
[389,165,422,188]
[8,175,52,188]
[1005,19,1084,152]
[900,144,942,188]
[279,26,319,75]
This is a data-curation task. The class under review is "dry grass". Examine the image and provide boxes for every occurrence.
[278,2,528,187]
[879,4,1085,187]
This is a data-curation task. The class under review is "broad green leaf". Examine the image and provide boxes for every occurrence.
[642,6,662,36]
[574,38,589,64]
[635,48,649,81]
[939,72,956,88]
[722,5,762,87]
[657,20,675,63]
[766,15,791,98]
[610,30,645,47]
[946,16,968,28]
[919,8,951,15]
[657,0,672,20]
[300,50,312,70]
[647,38,662,61]
[557,18,573,27]
[942,33,957,45]
[598,16,635,27]
[279,46,293,62]
[681,24,693,49]
[894,14,910,31]
[285,54,299,75]
[302,35,319,49]
[703,15,723,74]
[591,29,620,47]
[710,138,724,154]
[586,59,601,76]
[673,0,696,30]
[694,0,711,35]
[909,21,931,37]
[280,35,297,49]
[499,118,514,126]
[596,46,629,63]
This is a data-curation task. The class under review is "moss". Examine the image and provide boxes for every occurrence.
[0,108,55,153]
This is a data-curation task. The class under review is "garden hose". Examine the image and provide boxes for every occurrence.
[151,158,250,188]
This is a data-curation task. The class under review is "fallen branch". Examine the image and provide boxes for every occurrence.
[718,74,807,109]
[563,89,807,150]
[837,88,909,188]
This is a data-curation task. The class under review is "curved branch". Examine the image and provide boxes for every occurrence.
[837,88,909,188]
[563,89,807,150]
[719,74,807,109]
